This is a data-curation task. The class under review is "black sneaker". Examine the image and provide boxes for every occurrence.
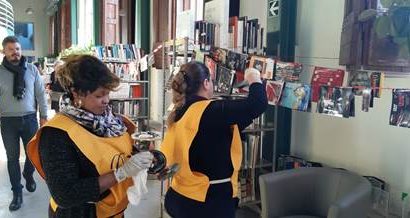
[9,192,22,211]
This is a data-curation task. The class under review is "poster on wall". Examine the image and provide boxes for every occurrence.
[14,22,34,50]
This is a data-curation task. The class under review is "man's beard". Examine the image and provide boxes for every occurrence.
[8,56,21,64]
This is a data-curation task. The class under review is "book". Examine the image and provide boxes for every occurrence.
[204,56,218,82]
[110,82,131,99]
[280,82,311,112]
[249,56,267,78]
[311,67,345,102]
[274,61,303,82]
[389,89,410,128]
[266,80,284,105]
[226,50,248,72]
[210,47,228,66]
[215,65,235,95]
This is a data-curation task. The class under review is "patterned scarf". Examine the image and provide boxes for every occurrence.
[59,95,127,137]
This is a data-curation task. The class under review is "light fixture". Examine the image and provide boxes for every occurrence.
[25,7,34,15]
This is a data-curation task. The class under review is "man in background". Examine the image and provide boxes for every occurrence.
[0,36,48,211]
[49,60,65,112]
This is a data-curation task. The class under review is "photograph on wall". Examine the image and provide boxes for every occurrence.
[362,88,372,112]
[317,86,355,118]
[280,82,311,112]
[348,71,384,98]
[348,70,371,95]
[311,67,345,102]
[14,22,34,50]
[274,61,302,82]
[370,72,384,98]
[266,80,284,105]
[389,89,410,128]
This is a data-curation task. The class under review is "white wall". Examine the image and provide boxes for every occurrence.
[9,0,49,59]
[292,0,410,213]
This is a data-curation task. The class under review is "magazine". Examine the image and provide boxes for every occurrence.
[266,80,284,105]
[371,72,384,98]
[274,61,303,82]
[348,70,371,95]
[204,56,218,82]
[226,50,248,72]
[249,56,267,78]
[311,67,345,102]
[215,65,235,95]
[280,82,311,112]
[317,86,355,118]
[389,89,410,128]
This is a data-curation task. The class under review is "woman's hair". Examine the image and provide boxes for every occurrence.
[57,55,119,98]
[167,61,210,126]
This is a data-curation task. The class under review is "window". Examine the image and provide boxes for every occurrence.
[77,0,94,46]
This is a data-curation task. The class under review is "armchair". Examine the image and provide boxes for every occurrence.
[259,167,372,218]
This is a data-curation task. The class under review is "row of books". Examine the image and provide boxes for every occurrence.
[238,169,256,203]
[195,16,264,55]
[105,62,140,81]
[111,101,141,118]
[194,21,219,52]
[94,44,143,62]
[242,135,261,170]
[109,83,145,99]
[228,16,264,54]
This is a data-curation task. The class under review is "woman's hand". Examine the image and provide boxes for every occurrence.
[244,68,262,85]
[114,151,154,182]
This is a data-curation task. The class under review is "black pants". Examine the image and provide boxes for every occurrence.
[1,113,38,193]
[165,183,238,218]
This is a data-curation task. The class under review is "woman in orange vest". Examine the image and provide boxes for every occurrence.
[161,62,267,218]
[27,55,153,218]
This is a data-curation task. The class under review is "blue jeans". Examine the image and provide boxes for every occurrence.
[1,113,38,193]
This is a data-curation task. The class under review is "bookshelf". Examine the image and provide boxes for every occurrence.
[160,37,192,135]
[95,44,151,132]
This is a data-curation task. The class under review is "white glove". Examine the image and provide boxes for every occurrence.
[244,68,262,85]
[114,151,154,182]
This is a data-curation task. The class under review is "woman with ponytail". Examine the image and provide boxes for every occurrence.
[161,61,267,218]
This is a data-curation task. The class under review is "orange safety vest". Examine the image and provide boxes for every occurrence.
[27,114,136,218]
[160,100,242,202]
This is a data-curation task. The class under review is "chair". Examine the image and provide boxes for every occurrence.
[259,167,372,218]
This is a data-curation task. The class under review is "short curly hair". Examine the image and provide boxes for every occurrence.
[57,55,120,97]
